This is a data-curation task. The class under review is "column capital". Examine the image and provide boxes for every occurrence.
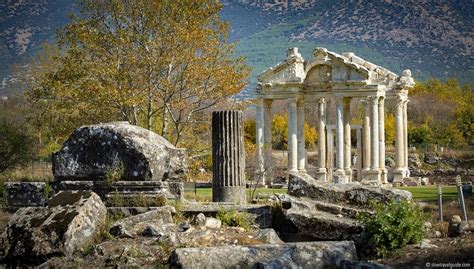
[297,98,305,107]
[367,95,379,105]
[263,99,273,108]
[378,97,385,106]
[318,98,326,115]
[343,96,352,105]
[318,97,327,105]
[288,97,297,108]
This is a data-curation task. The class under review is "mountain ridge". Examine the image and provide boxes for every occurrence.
[0,0,472,96]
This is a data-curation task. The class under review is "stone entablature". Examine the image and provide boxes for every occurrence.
[254,47,414,185]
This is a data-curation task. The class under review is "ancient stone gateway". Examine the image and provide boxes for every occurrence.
[254,47,414,185]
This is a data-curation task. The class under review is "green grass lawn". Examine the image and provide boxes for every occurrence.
[184,186,466,203]
[397,186,461,202]
[184,187,287,202]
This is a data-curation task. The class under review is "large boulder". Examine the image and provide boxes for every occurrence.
[4,191,106,263]
[276,173,412,242]
[52,121,187,181]
[169,241,357,269]
[288,172,411,208]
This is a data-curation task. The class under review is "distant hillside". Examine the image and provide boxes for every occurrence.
[1,0,472,97]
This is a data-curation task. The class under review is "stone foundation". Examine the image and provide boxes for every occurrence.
[4,182,47,208]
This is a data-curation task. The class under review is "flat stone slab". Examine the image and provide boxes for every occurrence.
[52,180,184,202]
[52,121,187,181]
[170,241,357,269]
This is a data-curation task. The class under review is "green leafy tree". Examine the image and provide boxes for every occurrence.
[0,120,34,173]
[28,0,249,147]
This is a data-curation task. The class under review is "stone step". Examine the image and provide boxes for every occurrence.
[170,241,357,269]
[285,208,363,241]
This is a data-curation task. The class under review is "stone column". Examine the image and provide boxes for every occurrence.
[255,99,265,184]
[212,110,246,203]
[316,98,327,181]
[367,96,381,183]
[393,96,406,183]
[334,97,345,182]
[287,98,298,173]
[378,97,387,184]
[362,102,371,173]
[403,100,409,177]
[370,96,380,170]
[356,128,362,181]
[326,128,334,182]
[263,100,273,185]
[343,97,352,182]
[297,99,306,172]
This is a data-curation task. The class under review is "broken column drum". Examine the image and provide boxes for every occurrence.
[212,110,246,203]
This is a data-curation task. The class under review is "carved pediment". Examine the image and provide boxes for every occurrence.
[258,48,305,85]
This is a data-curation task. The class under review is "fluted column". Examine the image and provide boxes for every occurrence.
[334,97,345,182]
[255,99,264,183]
[297,99,306,172]
[369,96,380,171]
[403,100,409,177]
[212,110,246,203]
[288,98,298,173]
[316,98,327,181]
[263,100,273,185]
[378,97,387,184]
[393,95,406,183]
[343,97,352,182]
[362,102,371,172]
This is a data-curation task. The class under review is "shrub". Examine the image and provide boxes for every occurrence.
[217,209,253,230]
[0,120,34,173]
[357,200,426,258]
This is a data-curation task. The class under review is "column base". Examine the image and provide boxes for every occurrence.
[212,186,246,204]
[344,168,353,183]
[380,168,388,184]
[314,168,327,181]
[333,169,346,184]
[361,169,381,184]
[263,171,273,186]
[392,168,408,186]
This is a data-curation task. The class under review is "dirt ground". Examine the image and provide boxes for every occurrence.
[382,234,474,268]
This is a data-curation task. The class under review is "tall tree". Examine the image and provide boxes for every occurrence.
[28,0,249,146]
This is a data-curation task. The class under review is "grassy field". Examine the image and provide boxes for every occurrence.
[184,187,286,202]
[397,186,462,202]
[184,185,468,203]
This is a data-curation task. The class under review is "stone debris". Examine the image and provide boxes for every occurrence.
[274,172,412,241]
[4,191,106,262]
[52,121,187,181]
[170,241,357,269]
[255,228,284,244]
[109,206,175,237]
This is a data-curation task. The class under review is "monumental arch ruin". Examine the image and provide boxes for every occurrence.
[254,47,415,185]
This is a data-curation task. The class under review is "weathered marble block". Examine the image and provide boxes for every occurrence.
[52,121,187,182]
